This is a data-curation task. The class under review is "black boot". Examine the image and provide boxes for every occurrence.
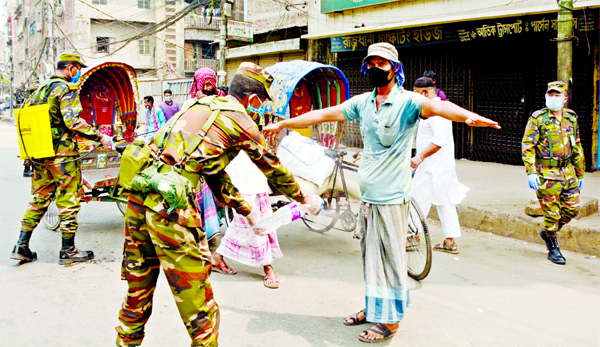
[10,231,37,262]
[539,230,552,250]
[544,233,566,265]
[23,165,33,177]
[59,236,94,265]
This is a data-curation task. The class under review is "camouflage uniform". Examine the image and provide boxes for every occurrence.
[116,96,305,346]
[522,106,585,236]
[21,76,103,237]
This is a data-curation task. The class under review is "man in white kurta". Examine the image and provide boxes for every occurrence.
[411,77,469,254]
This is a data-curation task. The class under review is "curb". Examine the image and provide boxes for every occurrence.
[429,205,600,257]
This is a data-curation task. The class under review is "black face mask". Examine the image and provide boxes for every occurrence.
[203,89,216,96]
[367,67,393,88]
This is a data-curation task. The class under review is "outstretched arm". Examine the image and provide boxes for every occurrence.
[421,98,501,129]
[262,104,346,134]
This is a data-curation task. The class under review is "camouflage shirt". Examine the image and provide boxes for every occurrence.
[522,108,585,180]
[143,97,306,228]
[30,76,102,156]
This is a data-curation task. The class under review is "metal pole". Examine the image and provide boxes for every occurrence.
[557,0,573,98]
[9,56,14,123]
[218,6,227,81]
[48,0,54,63]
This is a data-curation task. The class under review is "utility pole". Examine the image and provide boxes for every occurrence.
[557,0,573,104]
[48,0,54,64]
[218,1,229,86]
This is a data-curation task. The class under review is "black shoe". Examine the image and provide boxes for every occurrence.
[59,236,94,265]
[540,230,552,250]
[59,247,94,265]
[23,170,33,177]
[548,248,566,265]
[10,244,37,262]
[545,234,566,265]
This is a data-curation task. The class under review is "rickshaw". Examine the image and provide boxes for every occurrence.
[221,60,361,232]
[42,60,140,230]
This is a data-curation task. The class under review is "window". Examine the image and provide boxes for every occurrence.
[138,0,150,9]
[139,39,150,55]
[96,37,112,53]
[92,0,107,4]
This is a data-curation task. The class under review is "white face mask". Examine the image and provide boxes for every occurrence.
[165,96,172,102]
[545,94,565,111]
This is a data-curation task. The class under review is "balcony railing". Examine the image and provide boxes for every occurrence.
[184,58,219,73]
[184,14,222,30]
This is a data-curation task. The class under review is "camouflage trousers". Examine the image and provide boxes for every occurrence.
[536,175,580,236]
[21,156,82,236]
[116,194,219,347]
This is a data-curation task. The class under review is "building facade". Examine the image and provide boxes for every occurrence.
[304,0,600,171]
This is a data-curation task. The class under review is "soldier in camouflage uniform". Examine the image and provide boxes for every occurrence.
[116,62,322,347]
[11,52,113,265]
[522,81,585,265]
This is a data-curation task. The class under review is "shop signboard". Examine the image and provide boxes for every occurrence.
[227,20,254,42]
[331,12,596,52]
[321,0,397,13]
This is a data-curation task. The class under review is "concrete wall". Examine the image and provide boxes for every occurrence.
[245,0,307,34]
[306,0,600,38]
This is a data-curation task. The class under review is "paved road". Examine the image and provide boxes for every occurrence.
[1,122,599,347]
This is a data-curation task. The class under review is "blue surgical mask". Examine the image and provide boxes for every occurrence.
[70,68,81,84]
[545,94,565,111]
[246,95,265,127]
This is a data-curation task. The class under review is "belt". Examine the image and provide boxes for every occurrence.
[536,157,571,168]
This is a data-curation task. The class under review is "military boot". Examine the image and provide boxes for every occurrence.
[539,230,552,250]
[540,231,566,265]
[10,230,37,262]
[59,236,94,265]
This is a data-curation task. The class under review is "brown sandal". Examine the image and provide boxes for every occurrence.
[343,309,367,326]
[434,240,459,254]
[212,260,236,275]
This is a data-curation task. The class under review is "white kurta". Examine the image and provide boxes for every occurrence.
[413,99,469,239]
[414,105,469,206]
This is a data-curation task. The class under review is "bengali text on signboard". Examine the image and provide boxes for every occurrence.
[228,20,254,42]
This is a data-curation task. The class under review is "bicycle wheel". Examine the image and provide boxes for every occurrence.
[116,201,128,216]
[301,195,340,233]
[42,200,60,231]
[406,198,432,281]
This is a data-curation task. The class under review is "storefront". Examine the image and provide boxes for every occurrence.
[320,11,599,171]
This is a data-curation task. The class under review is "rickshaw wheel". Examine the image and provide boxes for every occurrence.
[301,196,340,233]
[116,201,128,216]
[42,200,60,231]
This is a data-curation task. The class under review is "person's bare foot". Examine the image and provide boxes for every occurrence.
[359,323,398,342]
[263,265,279,288]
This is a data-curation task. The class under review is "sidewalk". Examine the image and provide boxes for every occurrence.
[432,159,600,256]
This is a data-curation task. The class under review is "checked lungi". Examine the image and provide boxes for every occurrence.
[359,202,411,324]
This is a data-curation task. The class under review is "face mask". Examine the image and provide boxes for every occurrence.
[367,67,393,88]
[545,95,565,111]
[70,67,81,84]
[165,97,172,102]
[246,95,265,127]
[203,89,216,96]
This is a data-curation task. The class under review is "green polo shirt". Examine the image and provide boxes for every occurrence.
[343,84,426,204]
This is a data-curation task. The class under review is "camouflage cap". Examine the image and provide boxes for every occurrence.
[235,62,274,99]
[362,42,399,65]
[547,81,568,94]
[58,51,87,68]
